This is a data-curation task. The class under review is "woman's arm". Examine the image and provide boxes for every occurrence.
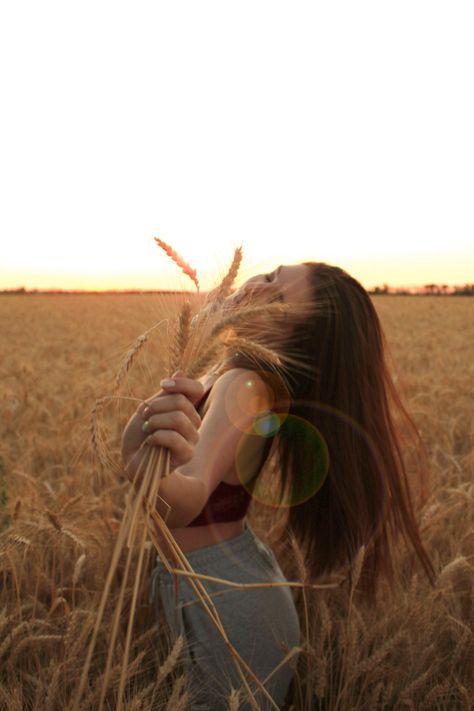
[121,373,208,528]
[175,368,274,497]
[121,368,272,527]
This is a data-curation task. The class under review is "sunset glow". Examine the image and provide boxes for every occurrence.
[1,1,473,292]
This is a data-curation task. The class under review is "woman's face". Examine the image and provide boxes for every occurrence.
[231,263,312,307]
[227,263,313,339]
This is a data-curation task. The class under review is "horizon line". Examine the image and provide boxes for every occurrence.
[1,283,473,296]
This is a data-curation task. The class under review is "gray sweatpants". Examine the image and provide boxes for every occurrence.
[149,521,301,710]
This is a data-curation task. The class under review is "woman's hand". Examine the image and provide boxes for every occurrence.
[121,370,204,484]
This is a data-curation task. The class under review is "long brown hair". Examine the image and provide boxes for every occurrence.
[222,261,436,601]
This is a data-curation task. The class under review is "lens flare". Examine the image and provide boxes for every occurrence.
[223,369,291,432]
[233,399,388,555]
[221,370,388,556]
[252,411,282,437]
[236,413,330,508]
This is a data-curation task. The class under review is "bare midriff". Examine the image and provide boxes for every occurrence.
[155,517,247,562]
[153,370,247,563]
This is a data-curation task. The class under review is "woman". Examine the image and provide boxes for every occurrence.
[121,262,436,710]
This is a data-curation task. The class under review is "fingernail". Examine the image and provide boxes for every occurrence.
[141,420,150,433]
[160,378,176,388]
[142,406,150,418]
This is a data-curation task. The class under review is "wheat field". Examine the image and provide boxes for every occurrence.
[0,293,473,710]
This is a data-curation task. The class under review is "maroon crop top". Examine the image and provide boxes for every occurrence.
[187,479,253,526]
[186,383,257,527]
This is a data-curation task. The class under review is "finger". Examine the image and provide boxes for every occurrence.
[142,411,199,445]
[143,394,202,430]
[144,430,194,468]
[159,374,205,407]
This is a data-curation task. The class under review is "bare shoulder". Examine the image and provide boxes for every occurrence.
[207,368,274,411]
[176,367,273,491]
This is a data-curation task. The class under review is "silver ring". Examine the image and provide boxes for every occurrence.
[142,420,150,434]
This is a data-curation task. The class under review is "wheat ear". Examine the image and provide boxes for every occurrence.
[90,398,111,471]
[170,301,192,374]
[223,336,282,366]
[154,237,200,291]
[73,445,166,711]
[186,342,221,379]
[348,545,365,616]
[210,302,290,338]
[115,334,148,389]
[205,246,242,306]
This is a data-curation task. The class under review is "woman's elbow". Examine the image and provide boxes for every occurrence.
[155,471,207,528]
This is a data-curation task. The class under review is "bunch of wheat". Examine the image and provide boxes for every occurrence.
[79,239,325,711]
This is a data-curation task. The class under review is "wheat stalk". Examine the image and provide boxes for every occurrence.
[156,634,184,684]
[223,336,282,366]
[61,528,86,548]
[0,608,10,643]
[44,664,62,710]
[72,553,86,586]
[210,301,290,338]
[0,535,31,556]
[164,674,189,711]
[130,680,161,709]
[348,545,365,615]
[226,687,243,711]
[154,237,200,291]
[44,509,62,532]
[90,398,112,471]
[205,246,243,308]
[399,662,437,703]
[310,593,332,700]
[186,342,221,379]
[353,626,408,678]
[0,619,54,660]
[8,634,63,670]
[64,610,91,653]
[58,494,83,515]
[90,395,144,475]
[169,301,192,374]
[115,334,148,389]
[79,244,312,711]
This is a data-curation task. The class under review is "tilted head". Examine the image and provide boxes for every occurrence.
[226,261,435,600]
[225,263,313,347]
[228,261,384,388]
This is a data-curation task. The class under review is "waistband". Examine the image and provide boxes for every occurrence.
[149,521,276,606]
[153,520,263,571]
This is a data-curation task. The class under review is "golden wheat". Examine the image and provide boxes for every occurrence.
[169,300,192,374]
[72,552,87,586]
[204,246,243,308]
[164,674,189,711]
[186,341,221,379]
[156,634,184,684]
[1,292,473,709]
[209,301,290,338]
[115,334,148,389]
[154,237,200,291]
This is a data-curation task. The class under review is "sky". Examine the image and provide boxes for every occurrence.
[1,1,473,292]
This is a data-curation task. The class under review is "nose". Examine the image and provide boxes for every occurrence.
[228,274,268,306]
[247,275,264,287]
[241,277,268,299]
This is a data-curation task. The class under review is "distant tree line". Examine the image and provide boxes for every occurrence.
[1,284,473,296]
[369,283,474,296]
[0,288,189,295]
